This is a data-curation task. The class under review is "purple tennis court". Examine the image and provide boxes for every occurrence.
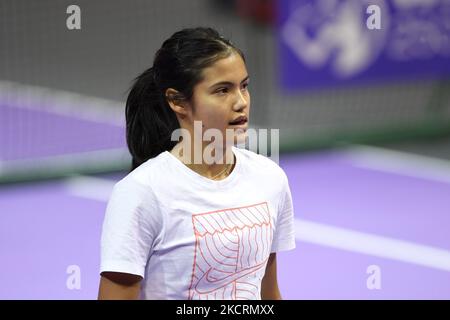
[1,140,449,299]
[2,0,450,300]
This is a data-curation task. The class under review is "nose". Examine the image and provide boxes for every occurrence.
[232,88,249,112]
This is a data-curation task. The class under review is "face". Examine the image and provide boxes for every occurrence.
[189,52,251,147]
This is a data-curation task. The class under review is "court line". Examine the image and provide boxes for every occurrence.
[295,218,450,272]
[0,148,129,175]
[64,175,119,202]
[64,175,450,272]
[341,144,450,184]
[0,80,124,126]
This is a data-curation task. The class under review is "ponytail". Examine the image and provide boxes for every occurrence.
[125,67,179,172]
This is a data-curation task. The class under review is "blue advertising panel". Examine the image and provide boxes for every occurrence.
[278,0,450,90]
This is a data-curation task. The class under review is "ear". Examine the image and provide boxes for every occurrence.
[165,88,189,119]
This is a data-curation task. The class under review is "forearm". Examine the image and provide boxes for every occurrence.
[98,272,141,300]
[261,253,282,300]
[261,281,282,300]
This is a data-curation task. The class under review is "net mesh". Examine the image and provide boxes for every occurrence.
[1,0,449,182]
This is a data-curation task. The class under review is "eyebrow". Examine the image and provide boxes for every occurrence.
[209,75,250,89]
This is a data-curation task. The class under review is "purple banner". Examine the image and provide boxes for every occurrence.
[277,0,450,90]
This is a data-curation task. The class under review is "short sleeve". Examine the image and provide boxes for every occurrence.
[271,172,296,252]
[100,177,162,278]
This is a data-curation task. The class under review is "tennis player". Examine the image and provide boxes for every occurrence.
[98,27,295,300]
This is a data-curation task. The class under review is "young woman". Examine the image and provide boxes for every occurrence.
[98,27,295,300]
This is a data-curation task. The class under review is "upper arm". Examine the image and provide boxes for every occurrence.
[271,172,296,253]
[98,272,142,300]
[261,253,282,300]
[100,179,161,289]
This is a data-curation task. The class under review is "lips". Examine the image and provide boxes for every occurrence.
[229,116,248,125]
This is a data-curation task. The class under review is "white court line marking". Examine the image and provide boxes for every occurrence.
[0,80,124,126]
[341,144,450,184]
[0,148,129,175]
[295,218,450,272]
[65,175,450,272]
[64,176,117,202]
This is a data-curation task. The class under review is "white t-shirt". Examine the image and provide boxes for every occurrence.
[100,146,296,300]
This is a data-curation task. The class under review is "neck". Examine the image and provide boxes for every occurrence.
[170,140,235,180]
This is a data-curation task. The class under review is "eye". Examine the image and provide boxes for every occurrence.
[241,82,249,91]
[216,87,228,95]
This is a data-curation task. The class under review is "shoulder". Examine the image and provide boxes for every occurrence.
[234,146,287,180]
[111,152,170,203]
[105,155,168,229]
[116,152,169,189]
